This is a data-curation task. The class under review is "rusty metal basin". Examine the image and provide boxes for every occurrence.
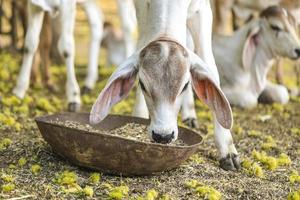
[35,113,202,176]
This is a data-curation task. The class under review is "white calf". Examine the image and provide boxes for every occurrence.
[212,6,300,108]
[13,0,86,111]
[13,0,137,110]
[231,0,300,95]
[90,0,240,171]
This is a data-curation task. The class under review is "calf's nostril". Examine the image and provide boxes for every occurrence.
[152,131,162,142]
[151,131,174,144]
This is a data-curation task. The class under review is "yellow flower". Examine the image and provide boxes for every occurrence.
[160,194,171,200]
[189,154,204,164]
[37,98,56,113]
[291,128,300,136]
[252,163,264,178]
[247,130,262,138]
[263,157,278,171]
[18,157,27,167]
[233,126,243,135]
[272,103,284,112]
[83,186,94,197]
[2,183,15,192]
[277,153,292,166]
[31,164,42,175]
[23,96,34,104]
[1,174,15,182]
[14,105,29,114]
[0,138,12,147]
[1,96,21,106]
[55,171,78,186]
[0,69,10,81]
[195,186,221,200]
[62,183,82,194]
[108,186,129,200]
[288,191,300,200]
[14,122,21,132]
[146,189,158,200]
[4,116,16,127]
[289,171,300,184]
[185,180,199,188]
[241,158,252,170]
[89,172,101,185]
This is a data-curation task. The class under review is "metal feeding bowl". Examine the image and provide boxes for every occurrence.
[35,113,202,176]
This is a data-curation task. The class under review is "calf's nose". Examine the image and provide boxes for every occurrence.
[295,48,300,58]
[152,131,175,144]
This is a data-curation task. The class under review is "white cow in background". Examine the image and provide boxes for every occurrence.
[212,6,300,108]
[90,0,240,171]
[13,0,136,111]
[210,0,300,96]
[231,0,300,96]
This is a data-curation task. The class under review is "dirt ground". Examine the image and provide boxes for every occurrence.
[0,50,299,200]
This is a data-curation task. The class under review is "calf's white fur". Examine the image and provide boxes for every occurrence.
[90,0,240,171]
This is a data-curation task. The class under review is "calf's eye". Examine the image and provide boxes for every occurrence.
[139,80,146,92]
[180,82,189,94]
[270,25,281,32]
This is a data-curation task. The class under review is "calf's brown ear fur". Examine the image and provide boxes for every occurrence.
[242,25,261,70]
[90,54,138,124]
[189,50,233,129]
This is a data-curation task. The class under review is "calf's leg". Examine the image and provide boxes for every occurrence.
[116,0,136,58]
[13,2,44,98]
[31,50,41,86]
[215,119,240,171]
[132,85,149,119]
[39,13,54,91]
[258,81,289,104]
[275,58,284,85]
[81,0,103,94]
[187,0,240,170]
[291,61,300,97]
[181,83,198,128]
[58,0,81,112]
[223,88,258,108]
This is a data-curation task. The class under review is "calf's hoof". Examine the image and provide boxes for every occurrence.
[81,86,92,95]
[68,102,81,112]
[219,153,241,171]
[182,118,199,129]
[12,87,25,99]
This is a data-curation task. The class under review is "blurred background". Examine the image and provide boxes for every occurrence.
[0,0,298,92]
[0,0,121,66]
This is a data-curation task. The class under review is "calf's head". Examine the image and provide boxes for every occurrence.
[90,38,232,144]
[259,6,300,59]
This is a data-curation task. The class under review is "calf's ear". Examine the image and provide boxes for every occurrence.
[189,50,233,129]
[90,54,138,124]
[242,25,261,70]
